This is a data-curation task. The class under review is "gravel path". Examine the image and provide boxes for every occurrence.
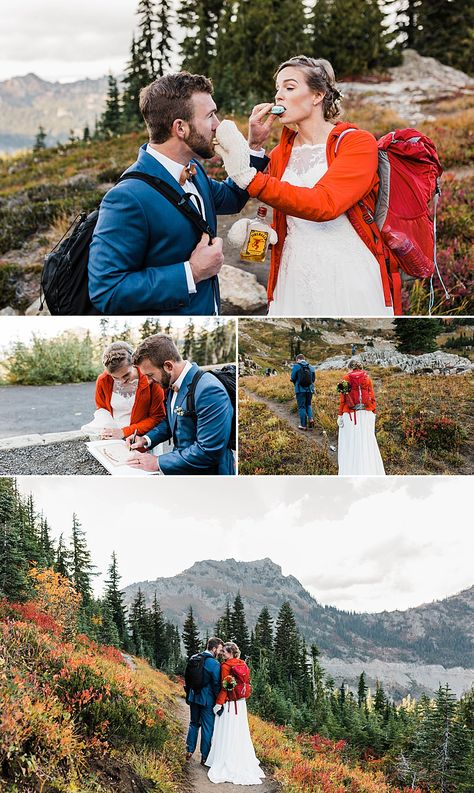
[176,698,280,793]
[0,439,107,475]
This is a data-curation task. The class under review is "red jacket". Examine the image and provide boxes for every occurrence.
[338,372,376,415]
[247,122,402,314]
[216,657,247,706]
[95,368,165,437]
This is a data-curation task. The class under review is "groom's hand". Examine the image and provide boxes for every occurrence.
[248,103,277,149]
[213,704,224,716]
[126,435,147,450]
[126,451,160,472]
[189,234,224,283]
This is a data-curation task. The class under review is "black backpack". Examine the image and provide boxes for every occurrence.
[184,653,207,696]
[298,362,313,388]
[185,365,236,450]
[40,170,215,315]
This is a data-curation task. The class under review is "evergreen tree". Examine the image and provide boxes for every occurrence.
[0,479,29,601]
[70,513,95,607]
[358,671,368,709]
[100,75,122,137]
[182,605,201,658]
[215,600,232,640]
[182,319,196,360]
[274,601,301,684]
[414,0,474,74]
[151,593,168,668]
[55,533,71,579]
[33,126,47,151]
[394,318,442,353]
[231,593,251,658]
[98,599,121,647]
[178,0,224,76]
[82,124,91,142]
[309,0,394,77]
[253,606,274,666]
[38,515,55,568]
[129,587,151,657]
[384,0,421,49]
[137,0,158,79]
[155,0,174,76]
[122,35,151,130]
[140,317,162,339]
[103,551,129,647]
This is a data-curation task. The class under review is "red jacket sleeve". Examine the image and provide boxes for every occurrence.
[121,383,166,438]
[95,373,111,411]
[216,660,232,705]
[247,130,378,222]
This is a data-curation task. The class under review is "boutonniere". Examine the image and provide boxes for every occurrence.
[175,406,185,416]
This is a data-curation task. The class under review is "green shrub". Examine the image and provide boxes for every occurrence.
[3,332,101,385]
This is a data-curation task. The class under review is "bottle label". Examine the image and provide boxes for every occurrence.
[244,230,269,256]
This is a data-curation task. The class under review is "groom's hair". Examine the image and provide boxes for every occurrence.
[207,637,224,651]
[296,354,305,361]
[140,72,213,143]
[134,334,182,368]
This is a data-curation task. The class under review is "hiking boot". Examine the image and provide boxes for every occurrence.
[308,419,314,430]
[298,425,307,431]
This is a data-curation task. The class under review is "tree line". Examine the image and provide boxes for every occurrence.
[1,477,473,792]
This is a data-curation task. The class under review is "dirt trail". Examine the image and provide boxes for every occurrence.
[241,384,338,459]
[175,698,280,793]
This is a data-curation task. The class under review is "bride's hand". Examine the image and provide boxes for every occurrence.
[248,103,277,149]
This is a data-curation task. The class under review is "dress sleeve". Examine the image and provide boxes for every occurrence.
[246,130,378,222]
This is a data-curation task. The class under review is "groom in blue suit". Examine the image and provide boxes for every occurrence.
[88,71,267,315]
[126,334,234,475]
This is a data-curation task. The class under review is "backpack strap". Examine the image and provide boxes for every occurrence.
[118,171,215,241]
[185,369,205,418]
[334,127,358,155]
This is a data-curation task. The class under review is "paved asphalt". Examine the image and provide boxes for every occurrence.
[0,381,97,438]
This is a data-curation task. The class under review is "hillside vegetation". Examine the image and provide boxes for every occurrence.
[0,96,472,313]
[240,369,473,475]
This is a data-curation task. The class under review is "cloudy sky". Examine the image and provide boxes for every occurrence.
[15,476,472,614]
[0,0,182,82]
[0,317,234,355]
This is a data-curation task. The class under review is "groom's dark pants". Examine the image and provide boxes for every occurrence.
[187,703,215,762]
[296,391,313,427]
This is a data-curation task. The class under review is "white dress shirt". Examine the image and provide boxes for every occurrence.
[146,145,205,295]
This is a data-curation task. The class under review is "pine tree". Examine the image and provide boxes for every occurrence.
[83,125,91,142]
[414,0,474,74]
[252,606,274,667]
[231,593,250,658]
[98,599,121,647]
[103,552,129,648]
[358,671,368,709]
[384,0,422,49]
[122,35,151,130]
[55,533,72,579]
[151,593,168,668]
[274,601,301,684]
[178,0,224,76]
[70,513,95,607]
[182,319,196,360]
[215,600,232,640]
[182,605,201,658]
[100,75,122,137]
[140,318,163,339]
[0,479,29,601]
[156,0,173,76]
[137,0,158,79]
[33,126,47,151]
[394,318,442,353]
[38,515,55,568]
[129,587,151,657]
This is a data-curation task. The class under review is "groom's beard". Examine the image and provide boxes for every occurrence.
[185,123,214,159]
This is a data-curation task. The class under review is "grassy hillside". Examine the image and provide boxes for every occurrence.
[240,370,473,475]
[0,95,472,313]
[0,599,186,792]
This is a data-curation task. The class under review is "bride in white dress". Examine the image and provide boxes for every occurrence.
[215,55,397,316]
[337,360,385,475]
[206,642,265,786]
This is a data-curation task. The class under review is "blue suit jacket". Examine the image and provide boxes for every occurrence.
[291,361,316,394]
[147,363,234,475]
[88,144,267,315]
[187,652,221,707]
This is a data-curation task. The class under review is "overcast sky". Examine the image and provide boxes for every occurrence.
[15,476,471,614]
[0,0,183,82]
[0,317,234,356]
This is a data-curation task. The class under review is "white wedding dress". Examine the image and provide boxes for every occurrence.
[338,411,386,475]
[268,144,394,317]
[206,699,265,785]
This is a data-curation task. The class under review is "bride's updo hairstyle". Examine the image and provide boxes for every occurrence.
[102,341,134,374]
[224,641,241,658]
[274,55,343,121]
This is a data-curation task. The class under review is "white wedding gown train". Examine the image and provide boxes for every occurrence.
[338,411,385,475]
[206,699,265,785]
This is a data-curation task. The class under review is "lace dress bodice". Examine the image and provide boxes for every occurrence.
[268,143,394,317]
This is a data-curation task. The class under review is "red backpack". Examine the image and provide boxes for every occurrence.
[344,371,372,412]
[336,127,448,312]
[226,661,252,714]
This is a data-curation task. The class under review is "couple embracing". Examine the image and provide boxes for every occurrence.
[185,637,264,785]
[88,55,401,317]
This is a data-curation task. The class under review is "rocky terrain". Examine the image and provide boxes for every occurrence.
[122,558,474,697]
[317,350,474,375]
[0,73,108,152]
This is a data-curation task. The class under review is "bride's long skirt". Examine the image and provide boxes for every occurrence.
[338,410,385,475]
[206,699,265,785]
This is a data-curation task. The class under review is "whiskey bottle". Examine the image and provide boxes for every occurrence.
[240,206,271,263]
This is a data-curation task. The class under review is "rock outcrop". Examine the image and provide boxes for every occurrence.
[317,350,473,375]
